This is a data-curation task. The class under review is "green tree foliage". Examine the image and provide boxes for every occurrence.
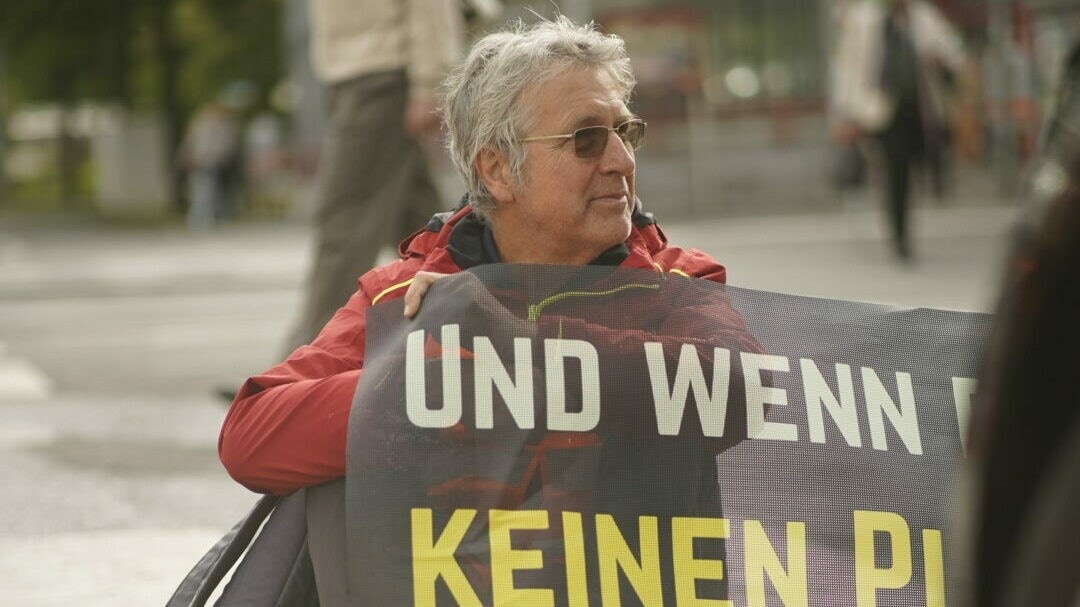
[0,0,281,113]
[174,0,283,114]
[0,0,283,208]
[0,0,138,105]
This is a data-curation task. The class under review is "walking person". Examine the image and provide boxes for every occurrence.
[180,99,243,230]
[283,0,465,353]
[831,0,964,260]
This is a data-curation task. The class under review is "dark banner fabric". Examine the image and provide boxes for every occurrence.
[344,265,987,607]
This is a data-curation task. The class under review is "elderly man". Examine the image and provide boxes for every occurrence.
[220,15,753,605]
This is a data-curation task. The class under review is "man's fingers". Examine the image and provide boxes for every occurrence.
[402,279,431,319]
[403,97,441,137]
[403,272,448,318]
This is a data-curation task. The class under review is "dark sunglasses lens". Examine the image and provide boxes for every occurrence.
[572,122,645,158]
[619,121,645,149]
[574,126,609,158]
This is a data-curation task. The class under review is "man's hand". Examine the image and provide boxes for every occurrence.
[403,95,442,138]
[403,270,537,341]
[403,271,449,318]
[830,120,861,146]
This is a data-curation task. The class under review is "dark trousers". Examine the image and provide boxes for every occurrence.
[877,100,924,259]
[285,69,443,353]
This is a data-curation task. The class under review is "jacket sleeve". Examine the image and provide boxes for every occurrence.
[218,290,373,496]
[405,0,463,99]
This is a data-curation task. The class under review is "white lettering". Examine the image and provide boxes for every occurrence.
[545,339,601,432]
[801,359,862,447]
[475,337,534,429]
[951,377,977,453]
[743,353,797,441]
[645,343,731,437]
[862,368,922,455]
[406,325,463,428]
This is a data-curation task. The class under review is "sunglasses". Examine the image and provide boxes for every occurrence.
[520,119,647,158]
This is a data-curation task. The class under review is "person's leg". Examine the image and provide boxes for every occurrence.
[879,105,921,261]
[217,162,243,221]
[880,131,911,259]
[926,132,950,202]
[284,70,422,352]
[187,170,216,231]
[211,166,232,222]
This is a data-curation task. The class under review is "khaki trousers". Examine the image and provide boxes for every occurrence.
[285,69,442,353]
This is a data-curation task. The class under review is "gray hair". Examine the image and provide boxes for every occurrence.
[441,15,636,222]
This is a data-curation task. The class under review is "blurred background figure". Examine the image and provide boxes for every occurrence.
[243,108,290,217]
[963,39,1080,607]
[280,0,466,354]
[179,97,243,230]
[830,0,965,261]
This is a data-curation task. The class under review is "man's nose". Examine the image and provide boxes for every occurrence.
[598,130,636,176]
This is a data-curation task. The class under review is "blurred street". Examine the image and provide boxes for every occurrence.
[0,189,1017,605]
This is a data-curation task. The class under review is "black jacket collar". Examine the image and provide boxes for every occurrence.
[446,211,629,270]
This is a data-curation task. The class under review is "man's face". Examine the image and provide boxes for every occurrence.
[493,67,637,265]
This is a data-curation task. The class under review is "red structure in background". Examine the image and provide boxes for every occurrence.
[597,4,822,146]
[596,6,706,124]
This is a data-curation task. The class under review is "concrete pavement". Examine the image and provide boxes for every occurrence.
[0,199,1019,605]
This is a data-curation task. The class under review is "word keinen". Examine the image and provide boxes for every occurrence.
[410,508,946,607]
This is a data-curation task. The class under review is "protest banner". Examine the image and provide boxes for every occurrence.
[343,264,988,606]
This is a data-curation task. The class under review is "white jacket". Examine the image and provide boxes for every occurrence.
[308,0,464,97]
[831,0,964,132]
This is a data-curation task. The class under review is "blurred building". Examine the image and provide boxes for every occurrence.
[277,0,1076,220]
[2,0,1072,220]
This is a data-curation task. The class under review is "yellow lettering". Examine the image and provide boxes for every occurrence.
[672,516,732,607]
[489,510,554,607]
[597,514,663,606]
[854,510,912,607]
[744,520,808,607]
[563,512,590,607]
[923,529,945,607]
[411,508,482,607]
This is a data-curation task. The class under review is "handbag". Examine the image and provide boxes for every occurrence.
[831,141,867,190]
[166,491,317,607]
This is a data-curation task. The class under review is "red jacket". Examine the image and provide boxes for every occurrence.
[219,206,736,495]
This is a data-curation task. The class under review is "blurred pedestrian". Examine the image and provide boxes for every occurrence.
[243,109,289,216]
[282,0,465,353]
[830,0,964,260]
[179,99,243,230]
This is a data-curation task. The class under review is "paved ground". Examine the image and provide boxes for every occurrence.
[0,194,1019,605]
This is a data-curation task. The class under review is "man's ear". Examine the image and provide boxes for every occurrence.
[476,148,515,204]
